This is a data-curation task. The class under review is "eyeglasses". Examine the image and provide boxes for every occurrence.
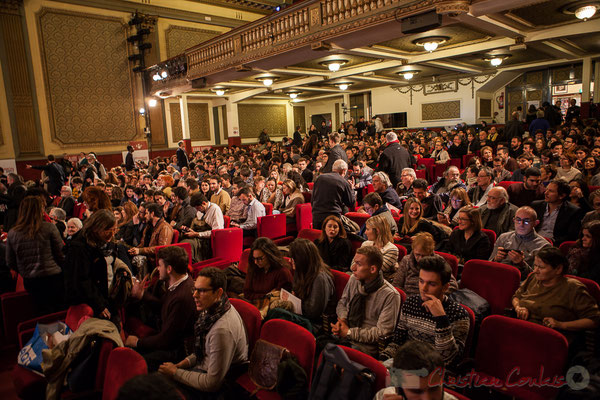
[253,256,265,262]
[192,287,214,294]
[514,217,531,225]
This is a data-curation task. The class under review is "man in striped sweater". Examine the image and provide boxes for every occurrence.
[381,256,470,367]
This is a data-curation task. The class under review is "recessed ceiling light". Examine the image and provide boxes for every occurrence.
[256,76,277,86]
[320,59,349,72]
[413,36,449,53]
[575,5,597,19]
[397,69,420,80]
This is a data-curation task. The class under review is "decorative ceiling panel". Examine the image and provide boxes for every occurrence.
[450,48,552,69]
[291,54,381,70]
[377,24,491,53]
[507,0,576,27]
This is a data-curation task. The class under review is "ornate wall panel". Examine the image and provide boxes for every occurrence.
[335,103,340,128]
[508,75,524,88]
[238,104,287,138]
[526,89,542,101]
[526,71,543,85]
[222,105,228,139]
[479,98,492,118]
[188,103,211,141]
[37,8,136,146]
[421,101,460,121]
[1,10,37,152]
[165,26,220,58]
[169,102,183,142]
[293,105,305,133]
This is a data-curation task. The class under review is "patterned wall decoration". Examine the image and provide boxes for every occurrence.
[552,65,583,83]
[222,105,228,139]
[508,91,524,115]
[37,8,136,146]
[335,103,340,128]
[526,71,543,85]
[165,26,220,58]
[238,104,287,138]
[421,100,460,121]
[508,74,524,87]
[526,89,542,101]
[188,103,211,141]
[293,106,305,133]
[169,102,183,142]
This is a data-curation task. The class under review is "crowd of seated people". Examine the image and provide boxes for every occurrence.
[3,111,600,398]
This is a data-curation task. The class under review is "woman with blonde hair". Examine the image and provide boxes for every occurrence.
[276,179,304,223]
[393,232,458,297]
[395,197,444,251]
[437,187,472,228]
[362,214,399,282]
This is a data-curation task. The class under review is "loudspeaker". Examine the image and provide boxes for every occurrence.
[400,10,442,34]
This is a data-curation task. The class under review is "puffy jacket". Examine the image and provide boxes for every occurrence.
[6,222,64,278]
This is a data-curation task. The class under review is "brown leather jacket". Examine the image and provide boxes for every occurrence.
[139,218,173,256]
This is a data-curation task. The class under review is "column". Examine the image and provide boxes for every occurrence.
[582,57,592,102]
[594,60,600,104]
[225,101,240,146]
[179,94,191,153]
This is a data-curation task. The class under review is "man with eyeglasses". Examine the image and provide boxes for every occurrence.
[479,186,517,237]
[429,166,466,203]
[126,246,196,371]
[396,168,416,199]
[360,192,397,238]
[158,268,248,396]
[489,206,551,277]
[468,166,494,207]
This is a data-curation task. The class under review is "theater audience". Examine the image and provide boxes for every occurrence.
[512,246,600,342]
[288,238,335,329]
[478,186,518,237]
[243,237,292,302]
[412,179,443,218]
[180,194,224,263]
[276,179,304,223]
[311,159,355,229]
[230,188,265,237]
[6,196,64,313]
[429,166,466,203]
[314,215,353,272]
[436,188,471,228]
[65,217,82,240]
[468,166,494,207]
[506,167,545,207]
[332,246,401,357]
[396,168,416,199]
[568,221,600,284]
[582,189,600,225]
[395,197,444,251]
[159,268,248,396]
[359,192,397,237]
[372,171,403,210]
[569,178,592,215]
[393,232,458,297]
[444,206,492,264]
[362,214,399,282]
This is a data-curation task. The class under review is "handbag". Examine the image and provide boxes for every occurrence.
[18,322,71,372]
[248,339,290,391]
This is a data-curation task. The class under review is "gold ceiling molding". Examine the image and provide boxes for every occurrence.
[37,7,137,146]
[435,0,471,16]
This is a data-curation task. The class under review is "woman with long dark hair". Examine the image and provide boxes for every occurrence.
[568,221,600,284]
[444,206,492,264]
[243,237,293,302]
[6,196,64,313]
[289,239,335,327]
[314,215,353,272]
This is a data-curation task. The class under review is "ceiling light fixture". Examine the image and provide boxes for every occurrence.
[337,82,353,90]
[211,87,228,96]
[413,36,449,53]
[289,93,298,99]
[148,98,157,107]
[483,54,511,67]
[397,69,420,80]
[320,59,349,72]
[160,70,168,79]
[256,76,277,86]
[152,73,161,81]
[575,5,597,19]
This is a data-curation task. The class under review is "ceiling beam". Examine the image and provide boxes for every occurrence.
[271,76,326,90]
[269,68,327,76]
[295,93,345,102]
[423,60,484,74]
[455,14,525,37]
[497,53,600,72]
[407,38,515,64]
[539,41,582,59]
[351,75,405,85]
[289,86,342,93]
[525,19,600,42]
[216,81,264,88]
[469,0,546,18]
[327,60,402,79]
[229,88,269,103]
[343,47,408,62]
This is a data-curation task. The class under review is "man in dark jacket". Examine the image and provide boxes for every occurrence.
[292,126,303,148]
[26,155,65,196]
[176,141,189,171]
[312,159,355,229]
[565,98,580,125]
[543,101,562,128]
[376,132,414,188]
[319,120,330,139]
[531,179,583,245]
[504,111,525,140]
[125,246,197,371]
[321,132,348,174]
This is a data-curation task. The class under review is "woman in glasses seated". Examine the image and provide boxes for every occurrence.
[512,246,600,343]
[489,206,552,278]
[243,237,293,303]
[436,188,472,229]
[443,206,492,264]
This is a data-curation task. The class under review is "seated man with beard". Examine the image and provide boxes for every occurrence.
[428,166,466,204]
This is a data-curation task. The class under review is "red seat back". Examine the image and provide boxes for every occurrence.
[338,345,389,392]
[102,347,148,400]
[171,229,179,244]
[295,203,313,232]
[435,251,459,278]
[394,287,406,303]
[239,248,251,274]
[65,304,94,331]
[559,240,576,256]
[415,169,426,180]
[260,319,316,384]
[302,191,312,203]
[307,182,314,190]
[211,228,243,263]
[475,315,568,400]
[565,275,600,304]
[461,260,521,315]
[394,244,407,262]
[331,269,350,302]
[261,202,273,215]
[461,304,475,358]
[257,214,286,240]
[230,298,262,354]
[462,153,477,169]
[298,228,322,242]
[448,158,461,169]
[481,228,497,246]
[223,215,231,228]
[433,162,448,181]
[344,212,370,229]
[496,181,519,190]
[16,274,25,292]
[95,340,117,393]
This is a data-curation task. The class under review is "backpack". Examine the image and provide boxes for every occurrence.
[309,343,376,400]
[448,288,490,324]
